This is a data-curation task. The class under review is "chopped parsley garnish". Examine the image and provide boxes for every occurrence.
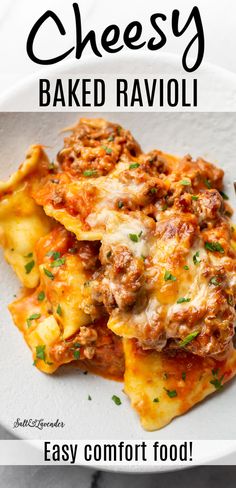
[73,350,80,360]
[179,330,200,348]
[150,188,157,194]
[46,251,60,259]
[205,241,224,253]
[43,268,54,280]
[28,313,41,320]
[227,295,234,306]
[25,260,35,274]
[56,304,62,316]
[112,395,122,406]
[180,179,191,186]
[209,276,221,286]
[108,136,114,142]
[183,265,189,270]
[50,257,66,267]
[162,204,168,211]
[191,195,199,201]
[24,252,33,258]
[27,313,41,328]
[177,297,191,304]
[118,201,124,209]
[164,388,177,398]
[153,398,159,403]
[83,170,97,177]
[48,162,55,170]
[88,395,92,401]
[164,270,176,282]
[220,191,229,200]
[36,345,46,361]
[210,369,225,390]
[129,233,139,243]
[141,254,146,261]
[117,127,122,136]
[182,372,186,381]
[37,291,45,302]
[72,342,81,360]
[102,145,112,154]
[204,179,212,189]
[193,251,201,265]
[106,251,112,258]
[129,163,140,170]
[84,281,90,288]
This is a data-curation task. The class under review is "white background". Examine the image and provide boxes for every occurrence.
[0,0,236,486]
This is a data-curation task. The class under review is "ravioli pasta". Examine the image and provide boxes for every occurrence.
[0,118,236,430]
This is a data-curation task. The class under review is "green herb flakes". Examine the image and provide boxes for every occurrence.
[129,233,139,243]
[129,163,140,170]
[210,369,225,390]
[46,251,61,259]
[83,170,97,177]
[204,179,212,189]
[36,345,46,362]
[177,297,191,304]
[27,313,41,328]
[112,395,122,406]
[219,191,229,200]
[84,281,91,288]
[37,291,45,302]
[43,268,54,280]
[73,350,80,360]
[56,304,62,316]
[180,179,191,186]
[24,252,33,258]
[50,257,66,268]
[164,270,176,282]
[164,388,177,398]
[179,330,200,348]
[193,251,201,265]
[209,277,220,286]
[205,241,224,253]
[25,260,35,274]
[102,145,112,154]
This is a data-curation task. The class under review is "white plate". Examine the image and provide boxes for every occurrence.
[0,55,236,472]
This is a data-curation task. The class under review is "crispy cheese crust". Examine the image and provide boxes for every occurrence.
[0,118,236,430]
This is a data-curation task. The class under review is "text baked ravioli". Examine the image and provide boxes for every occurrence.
[0,118,236,430]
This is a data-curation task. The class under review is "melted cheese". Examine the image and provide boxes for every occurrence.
[30,149,176,241]
[1,119,236,431]
[124,339,236,430]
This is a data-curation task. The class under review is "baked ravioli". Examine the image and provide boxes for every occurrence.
[0,117,236,430]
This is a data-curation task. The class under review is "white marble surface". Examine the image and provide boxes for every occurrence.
[1,0,236,484]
